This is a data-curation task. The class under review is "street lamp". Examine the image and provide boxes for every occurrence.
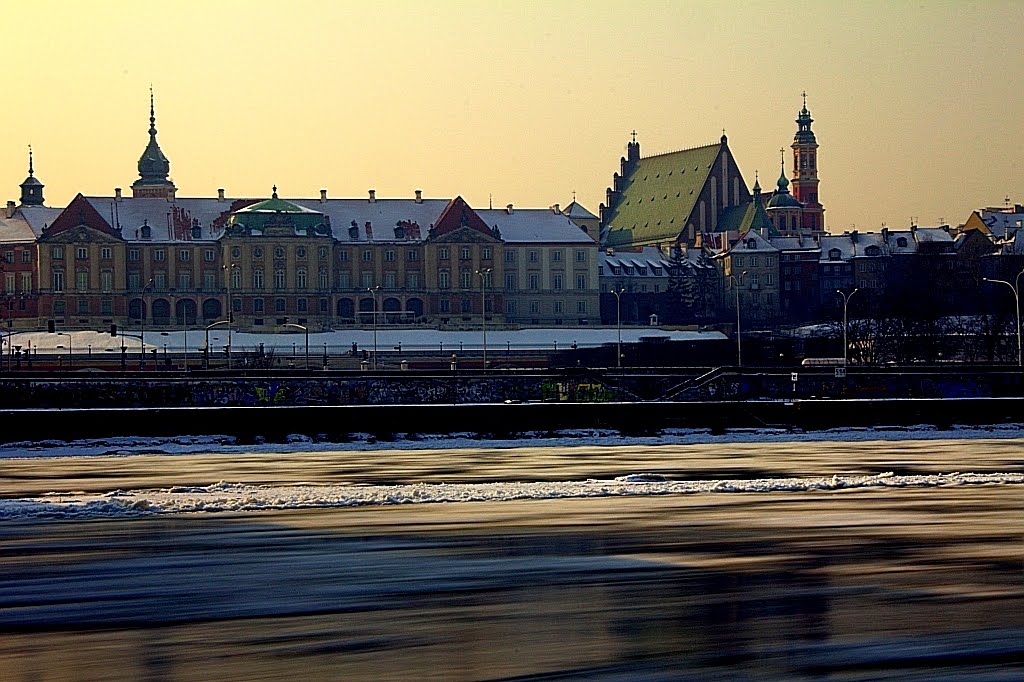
[56,332,72,371]
[140,279,153,370]
[283,322,309,370]
[729,271,748,366]
[836,288,861,366]
[611,287,625,368]
[984,270,1024,366]
[476,268,491,370]
[368,286,381,370]
[205,319,230,369]
[223,263,240,370]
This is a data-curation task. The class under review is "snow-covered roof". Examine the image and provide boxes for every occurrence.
[885,230,917,255]
[818,234,854,261]
[600,246,670,276]
[43,196,598,247]
[477,208,595,244]
[562,201,598,220]
[293,198,449,243]
[728,229,778,254]
[15,206,63,240]
[0,209,43,243]
[979,210,1024,239]
[769,236,819,252]
[85,196,230,243]
[913,226,953,244]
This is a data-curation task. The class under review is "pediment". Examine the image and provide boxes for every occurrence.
[429,225,499,244]
[42,224,123,244]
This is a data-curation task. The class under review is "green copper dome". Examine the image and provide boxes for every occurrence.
[227,186,330,236]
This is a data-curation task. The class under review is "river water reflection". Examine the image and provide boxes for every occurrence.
[1,436,1022,680]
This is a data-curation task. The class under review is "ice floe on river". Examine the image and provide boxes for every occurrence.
[3,472,1022,520]
[1,423,1023,459]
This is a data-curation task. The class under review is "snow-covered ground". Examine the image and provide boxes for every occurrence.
[4,472,1022,520]
[6,326,724,354]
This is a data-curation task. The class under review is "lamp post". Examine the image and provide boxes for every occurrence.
[56,332,72,371]
[223,264,239,370]
[729,271,748,366]
[283,322,309,370]
[476,268,491,370]
[205,319,230,369]
[984,269,1024,366]
[836,288,861,366]
[368,286,380,370]
[612,287,625,368]
[140,279,153,370]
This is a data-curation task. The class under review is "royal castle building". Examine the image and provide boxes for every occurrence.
[2,95,600,332]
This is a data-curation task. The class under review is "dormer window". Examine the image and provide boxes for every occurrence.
[865,245,880,256]
[746,239,756,249]
[896,237,908,248]
[828,248,841,260]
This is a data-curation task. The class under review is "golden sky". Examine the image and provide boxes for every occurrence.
[2,0,1022,231]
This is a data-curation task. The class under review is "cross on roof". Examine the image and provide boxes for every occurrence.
[802,90,807,107]
[630,130,637,143]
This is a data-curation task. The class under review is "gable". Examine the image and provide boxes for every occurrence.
[41,194,121,241]
[430,196,495,239]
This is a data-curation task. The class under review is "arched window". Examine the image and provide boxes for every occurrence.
[231,268,241,289]
[318,268,328,289]
[296,268,307,289]
[253,269,264,289]
[274,269,286,289]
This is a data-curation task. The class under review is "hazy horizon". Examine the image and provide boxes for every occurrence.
[3,0,1022,232]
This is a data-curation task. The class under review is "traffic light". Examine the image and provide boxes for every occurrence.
[109,323,117,337]
[47,320,55,333]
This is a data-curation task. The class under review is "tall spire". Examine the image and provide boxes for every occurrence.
[777,148,789,190]
[19,144,45,206]
[132,87,175,198]
[149,85,157,139]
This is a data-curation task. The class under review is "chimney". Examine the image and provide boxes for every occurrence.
[114,187,122,201]
[217,188,225,201]
[551,203,560,214]
[368,189,376,203]
[320,189,328,203]
[506,203,513,215]
[414,189,422,204]
[5,201,15,218]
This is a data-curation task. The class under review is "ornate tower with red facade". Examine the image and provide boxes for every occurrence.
[791,93,824,234]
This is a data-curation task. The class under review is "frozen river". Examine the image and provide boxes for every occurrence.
[1,428,1022,680]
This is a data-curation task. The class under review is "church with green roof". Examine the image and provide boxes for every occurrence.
[600,132,756,250]
[600,98,826,251]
